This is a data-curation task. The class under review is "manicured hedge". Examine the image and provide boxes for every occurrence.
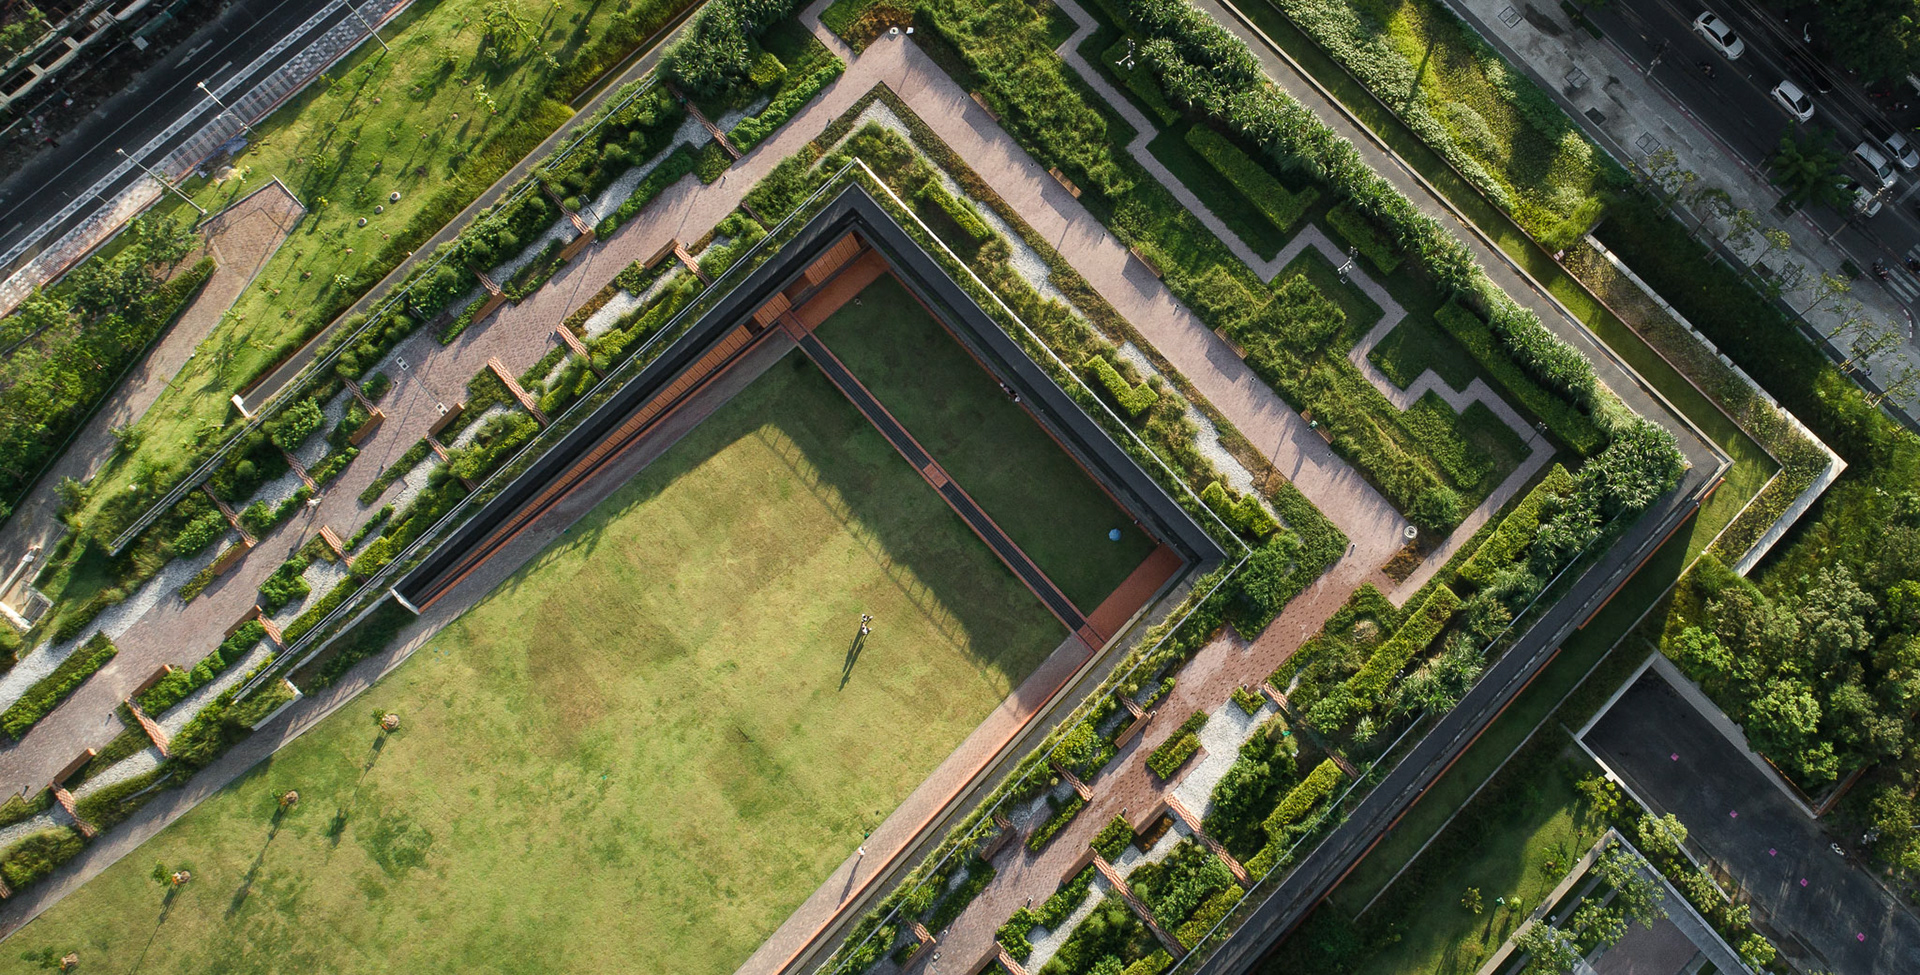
[1200,480,1277,539]
[137,621,265,715]
[1092,814,1135,859]
[1175,884,1242,948]
[997,865,1096,959]
[1261,757,1343,837]
[0,828,85,890]
[1028,791,1088,851]
[1345,584,1460,706]
[1123,950,1175,975]
[171,510,227,556]
[732,57,847,151]
[1085,356,1160,418]
[926,857,995,932]
[1324,202,1401,274]
[1433,301,1605,455]
[1186,126,1319,233]
[1456,464,1575,587]
[2,633,117,740]
[1146,710,1209,778]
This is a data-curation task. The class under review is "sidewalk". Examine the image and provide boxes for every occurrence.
[1438,0,1920,418]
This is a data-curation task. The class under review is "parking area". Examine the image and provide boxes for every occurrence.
[1583,669,1920,975]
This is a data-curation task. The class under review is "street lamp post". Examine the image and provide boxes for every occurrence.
[347,0,390,54]
[196,80,252,136]
[116,148,206,218]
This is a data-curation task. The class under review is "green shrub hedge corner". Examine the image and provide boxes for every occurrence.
[258,556,312,614]
[139,621,266,715]
[2,633,117,740]
[1085,356,1160,418]
[732,58,848,152]
[1262,757,1343,838]
[1345,584,1461,707]
[996,865,1097,961]
[1185,126,1318,233]
[1433,301,1605,455]
[1324,202,1402,274]
[171,510,228,557]
[1231,685,1264,716]
[1200,481,1278,539]
[1457,463,1576,587]
[1092,814,1135,859]
[1175,884,1242,948]
[1103,37,1183,127]
[1244,838,1291,879]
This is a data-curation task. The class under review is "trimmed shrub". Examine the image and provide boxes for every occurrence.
[1324,202,1401,274]
[1186,126,1318,232]
[258,556,311,613]
[1262,758,1343,837]
[1231,685,1264,716]
[926,856,995,931]
[1175,885,1242,948]
[915,179,993,242]
[1028,792,1087,851]
[1433,301,1604,455]
[1123,950,1175,975]
[268,398,325,452]
[1085,356,1160,418]
[1200,481,1277,539]
[1146,710,1209,778]
[1457,463,1575,586]
[1091,814,1135,859]
[138,622,263,714]
[0,828,85,890]
[1345,584,1461,707]
[2,633,117,739]
[732,57,847,151]
[171,510,227,556]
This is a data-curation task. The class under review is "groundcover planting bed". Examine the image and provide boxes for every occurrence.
[4,358,1066,974]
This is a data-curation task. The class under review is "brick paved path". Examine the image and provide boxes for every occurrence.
[0,8,1410,953]
[0,182,308,580]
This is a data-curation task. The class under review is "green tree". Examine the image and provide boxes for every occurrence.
[1571,902,1627,947]
[1767,128,1851,211]
[1514,920,1581,974]
[1636,813,1688,862]
[1820,0,1920,81]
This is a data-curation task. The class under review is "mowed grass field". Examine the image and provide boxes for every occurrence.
[5,356,1064,975]
[815,273,1158,611]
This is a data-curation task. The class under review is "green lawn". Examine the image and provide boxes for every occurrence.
[68,0,688,536]
[1145,123,1292,261]
[1370,315,1478,392]
[813,272,1158,611]
[6,356,1064,975]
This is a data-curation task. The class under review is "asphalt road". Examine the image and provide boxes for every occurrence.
[0,0,348,274]
[1588,0,1920,311]
[1586,673,1920,975]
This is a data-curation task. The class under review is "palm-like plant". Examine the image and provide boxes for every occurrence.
[1768,127,1852,211]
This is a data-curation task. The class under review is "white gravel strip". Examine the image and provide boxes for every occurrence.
[583,289,645,338]
[0,539,228,712]
[0,811,61,850]
[157,643,273,736]
[638,265,685,305]
[484,215,578,286]
[1024,873,1111,971]
[583,150,668,225]
[270,558,351,628]
[244,466,307,514]
[1174,702,1278,819]
[964,187,1072,308]
[72,748,163,796]
[1180,399,1262,499]
[448,404,515,451]
[380,456,439,517]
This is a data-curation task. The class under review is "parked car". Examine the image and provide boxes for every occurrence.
[1843,178,1883,216]
[1855,142,1898,188]
[1772,80,1815,122]
[1881,131,1919,170]
[1693,11,1745,59]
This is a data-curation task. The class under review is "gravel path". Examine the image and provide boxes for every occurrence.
[1173,700,1277,818]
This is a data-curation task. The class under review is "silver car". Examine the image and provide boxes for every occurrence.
[1693,11,1745,60]
[1881,131,1919,170]
[1855,142,1897,188]
[1772,80,1815,122]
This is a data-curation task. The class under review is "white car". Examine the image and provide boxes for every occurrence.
[1844,179,1882,217]
[1772,80,1815,122]
[1693,11,1745,60]
[1881,131,1919,170]
[1855,142,1898,188]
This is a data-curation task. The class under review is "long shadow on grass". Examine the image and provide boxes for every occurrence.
[528,352,1065,690]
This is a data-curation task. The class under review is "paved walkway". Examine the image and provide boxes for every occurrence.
[0,4,1420,958]
[0,180,306,596]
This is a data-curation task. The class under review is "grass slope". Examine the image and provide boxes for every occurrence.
[7,356,1062,975]
[813,272,1157,611]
